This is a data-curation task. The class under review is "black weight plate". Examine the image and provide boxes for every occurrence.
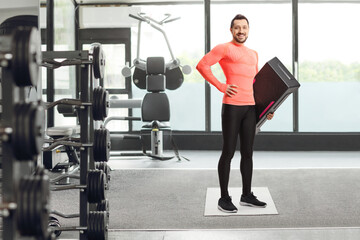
[96,87,102,121]
[24,177,35,234]
[96,129,102,160]
[19,28,31,86]
[90,170,105,203]
[13,103,30,160]
[94,170,102,203]
[92,45,100,79]
[94,128,110,162]
[93,87,107,121]
[12,27,40,87]
[96,162,110,182]
[18,178,27,232]
[92,44,105,79]
[99,170,106,201]
[100,211,107,240]
[13,103,38,160]
[96,199,109,212]
[88,211,107,240]
[32,176,41,233]
[29,103,45,156]
[13,104,23,159]
[87,170,98,203]
[98,129,104,162]
[17,177,27,233]
[92,87,97,119]
[99,129,106,162]
[22,104,33,159]
[87,170,94,203]
[95,170,102,203]
[98,199,110,223]
[87,212,96,239]
[105,128,111,162]
[93,87,108,121]
[100,129,106,162]
[92,87,100,121]
[12,28,26,86]
[132,67,146,89]
[165,66,184,90]
[98,88,105,121]
[23,178,32,232]
[0,15,38,35]
[27,27,41,87]
[93,129,100,161]
[95,171,101,203]
[100,46,105,79]
[28,176,39,235]
[38,175,50,239]
[102,90,109,120]
[99,211,107,240]
[96,129,104,162]
[17,103,34,160]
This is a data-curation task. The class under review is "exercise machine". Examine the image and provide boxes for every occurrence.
[120,13,191,161]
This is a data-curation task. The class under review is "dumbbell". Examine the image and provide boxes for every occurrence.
[51,169,106,203]
[90,42,106,79]
[48,199,110,238]
[6,173,50,239]
[93,128,111,162]
[48,86,109,121]
[96,162,110,189]
[97,199,110,222]
[42,127,111,162]
[0,26,41,87]
[0,102,45,160]
[48,211,107,240]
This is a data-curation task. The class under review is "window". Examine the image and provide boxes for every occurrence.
[128,5,205,131]
[40,0,76,126]
[298,3,360,132]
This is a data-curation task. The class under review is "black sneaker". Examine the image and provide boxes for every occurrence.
[218,196,238,213]
[240,192,267,208]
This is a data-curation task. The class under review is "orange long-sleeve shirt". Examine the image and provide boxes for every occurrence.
[196,42,258,106]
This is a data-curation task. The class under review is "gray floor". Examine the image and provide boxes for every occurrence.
[58,150,360,239]
[102,151,360,240]
[109,150,360,170]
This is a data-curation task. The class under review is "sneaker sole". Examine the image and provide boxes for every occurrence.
[240,201,267,208]
[217,205,238,213]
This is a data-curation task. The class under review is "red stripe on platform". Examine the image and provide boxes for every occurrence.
[259,101,275,119]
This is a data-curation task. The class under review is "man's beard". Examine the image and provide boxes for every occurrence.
[233,34,247,44]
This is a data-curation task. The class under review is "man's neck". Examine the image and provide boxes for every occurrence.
[231,39,244,46]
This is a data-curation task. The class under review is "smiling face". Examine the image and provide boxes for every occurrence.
[230,19,249,44]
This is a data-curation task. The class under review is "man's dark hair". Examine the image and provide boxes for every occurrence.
[230,14,249,28]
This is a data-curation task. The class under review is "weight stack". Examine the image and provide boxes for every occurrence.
[253,57,300,132]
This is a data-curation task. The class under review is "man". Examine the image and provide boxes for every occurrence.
[196,14,274,213]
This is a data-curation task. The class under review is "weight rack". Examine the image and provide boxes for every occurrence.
[42,45,109,240]
[1,27,48,239]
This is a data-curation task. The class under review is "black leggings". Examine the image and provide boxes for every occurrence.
[218,104,256,198]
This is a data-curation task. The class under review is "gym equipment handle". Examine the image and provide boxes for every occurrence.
[129,14,146,22]
[51,210,79,219]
